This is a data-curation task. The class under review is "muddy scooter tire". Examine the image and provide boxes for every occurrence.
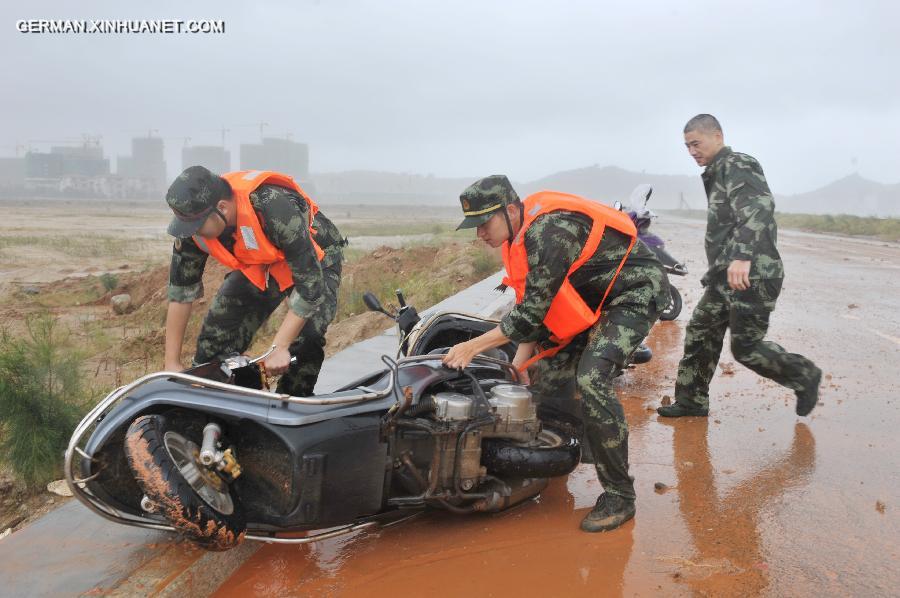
[481,426,580,478]
[659,286,682,321]
[124,412,246,551]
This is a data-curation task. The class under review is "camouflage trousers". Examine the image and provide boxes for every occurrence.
[675,276,819,409]
[531,264,669,500]
[195,253,342,397]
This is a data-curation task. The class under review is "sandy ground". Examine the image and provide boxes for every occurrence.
[0,199,460,286]
[213,218,900,597]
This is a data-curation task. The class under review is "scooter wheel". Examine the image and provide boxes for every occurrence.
[481,426,580,478]
[124,412,246,551]
[659,285,682,321]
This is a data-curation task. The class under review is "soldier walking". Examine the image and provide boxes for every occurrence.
[163,166,344,396]
[443,175,669,532]
[658,114,822,418]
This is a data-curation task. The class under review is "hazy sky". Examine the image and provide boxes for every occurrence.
[2,0,898,193]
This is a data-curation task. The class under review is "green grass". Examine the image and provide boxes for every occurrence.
[774,213,900,241]
[660,210,900,241]
[0,234,158,258]
[337,221,457,237]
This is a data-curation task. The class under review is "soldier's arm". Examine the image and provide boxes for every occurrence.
[165,237,208,369]
[256,186,325,319]
[498,214,586,343]
[726,155,777,262]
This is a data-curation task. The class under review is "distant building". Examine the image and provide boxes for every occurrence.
[60,174,155,198]
[0,157,25,188]
[240,138,309,182]
[118,136,166,194]
[49,144,110,177]
[182,145,231,174]
[25,152,65,178]
[21,143,112,196]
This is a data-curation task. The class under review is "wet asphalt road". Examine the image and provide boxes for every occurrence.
[213,219,900,597]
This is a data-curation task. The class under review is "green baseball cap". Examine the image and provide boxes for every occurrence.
[165,165,232,238]
[456,174,520,230]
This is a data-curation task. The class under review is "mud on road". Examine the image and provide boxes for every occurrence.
[215,219,900,597]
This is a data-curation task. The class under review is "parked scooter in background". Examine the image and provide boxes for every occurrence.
[615,185,687,321]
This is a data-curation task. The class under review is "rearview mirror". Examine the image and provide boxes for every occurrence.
[363,291,384,313]
[363,291,395,318]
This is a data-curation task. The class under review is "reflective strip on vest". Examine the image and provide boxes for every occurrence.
[242,170,263,181]
[240,226,259,250]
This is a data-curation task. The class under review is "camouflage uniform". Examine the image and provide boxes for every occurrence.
[674,147,819,409]
[168,183,344,396]
[499,213,669,500]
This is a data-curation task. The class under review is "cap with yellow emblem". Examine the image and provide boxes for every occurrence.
[455,174,520,230]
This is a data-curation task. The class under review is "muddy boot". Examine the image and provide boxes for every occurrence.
[580,493,636,533]
[795,367,822,416]
[657,402,709,417]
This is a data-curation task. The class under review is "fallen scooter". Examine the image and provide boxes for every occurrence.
[64,290,580,551]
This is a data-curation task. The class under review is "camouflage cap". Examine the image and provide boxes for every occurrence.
[456,175,520,230]
[165,165,232,238]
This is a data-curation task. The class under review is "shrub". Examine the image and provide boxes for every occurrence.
[0,313,87,489]
[99,272,119,292]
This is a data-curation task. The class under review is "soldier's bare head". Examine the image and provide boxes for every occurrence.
[683,114,725,167]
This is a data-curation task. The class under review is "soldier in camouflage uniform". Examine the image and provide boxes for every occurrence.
[658,114,822,418]
[443,175,669,532]
[164,166,344,396]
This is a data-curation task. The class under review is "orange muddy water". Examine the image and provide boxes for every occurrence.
[214,219,898,597]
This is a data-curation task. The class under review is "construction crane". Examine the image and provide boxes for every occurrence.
[233,122,269,140]
[201,127,230,147]
[162,136,192,148]
[27,138,82,145]
[81,134,103,147]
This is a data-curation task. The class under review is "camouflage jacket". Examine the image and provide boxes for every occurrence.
[499,211,662,343]
[701,146,784,283]
[167,184,343,318]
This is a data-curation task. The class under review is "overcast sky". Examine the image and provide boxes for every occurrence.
[2,0,898,193]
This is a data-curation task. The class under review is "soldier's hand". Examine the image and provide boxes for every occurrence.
[727,260,751,291]
[442,340,478,370]
[263,346,293,376]
[512,342,537,385]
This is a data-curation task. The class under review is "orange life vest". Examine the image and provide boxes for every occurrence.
[501,191,637,369]
[193,170,325,292]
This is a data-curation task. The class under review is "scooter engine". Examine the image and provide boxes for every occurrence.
[425,384,541,491]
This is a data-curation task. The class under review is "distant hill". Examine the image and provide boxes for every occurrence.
[519,165,706,209]
[311,167,899,216]
[311,170,473,205]
[778,173,900,216]
[311,165,706,209]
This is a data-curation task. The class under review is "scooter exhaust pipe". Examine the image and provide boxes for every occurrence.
[199,422,222,466]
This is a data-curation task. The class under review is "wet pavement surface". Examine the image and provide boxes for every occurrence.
[214,219,900,597]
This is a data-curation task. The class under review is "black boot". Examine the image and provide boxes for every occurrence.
[795,367,823,416]
[657,402,709,417]
[580,493,636,533]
